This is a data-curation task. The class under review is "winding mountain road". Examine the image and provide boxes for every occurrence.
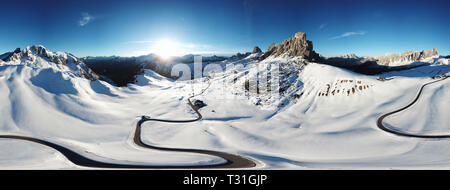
[0,81,257,169]
[2,74,447,169]
[377,76,450,138]
[133,98,256,168]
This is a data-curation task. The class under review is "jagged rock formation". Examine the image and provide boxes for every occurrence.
[0,45,99,80]
[258,32,320,61]
[253,46,262,54]
[375,48,438,66]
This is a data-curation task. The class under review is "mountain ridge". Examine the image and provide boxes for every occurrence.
[0,45,99,80]
[1,32,447,86]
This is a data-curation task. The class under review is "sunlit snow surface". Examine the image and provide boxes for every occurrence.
[0,52,449,169]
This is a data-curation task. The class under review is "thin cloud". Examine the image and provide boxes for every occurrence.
[331,31,367,39]
[79,12,94,26]
[319,23,327,30]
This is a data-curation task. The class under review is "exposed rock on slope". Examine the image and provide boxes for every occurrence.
[258,32,320,61]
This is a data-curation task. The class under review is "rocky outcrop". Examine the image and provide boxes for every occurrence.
[253,46,262,54]
[375,48,438,66]
[258,32,320,61]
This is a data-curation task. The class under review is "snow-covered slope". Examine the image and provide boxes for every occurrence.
[146,57,450,169]
[0,46,225,168]
[0,45,449,169]
[1,45,99,80]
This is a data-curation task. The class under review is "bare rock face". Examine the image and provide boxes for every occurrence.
[258,32,320,61]
[419,48,438,59]
[375,48,439,66]
[252,46,262,54]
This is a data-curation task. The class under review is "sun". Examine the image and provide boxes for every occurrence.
[152,38,180,59]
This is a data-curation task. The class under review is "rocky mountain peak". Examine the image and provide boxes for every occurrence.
[258,32,320,61]
[293,32,306,40]
[253,46,262,54]
[23,45,52,58]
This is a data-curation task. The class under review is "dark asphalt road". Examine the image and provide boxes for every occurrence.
[377,76,450,138]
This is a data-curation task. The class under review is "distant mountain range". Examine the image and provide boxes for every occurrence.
[1,32,448,86]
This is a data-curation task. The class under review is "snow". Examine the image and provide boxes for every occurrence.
[0,46,450,169]
[0,51,226,168]
[384,79,450,135]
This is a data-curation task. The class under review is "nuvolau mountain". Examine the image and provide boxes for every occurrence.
[258,32,321,61]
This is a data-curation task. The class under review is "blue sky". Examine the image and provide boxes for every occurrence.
[0,0,449,57]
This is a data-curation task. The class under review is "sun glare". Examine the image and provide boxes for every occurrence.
[152,38,179,59]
